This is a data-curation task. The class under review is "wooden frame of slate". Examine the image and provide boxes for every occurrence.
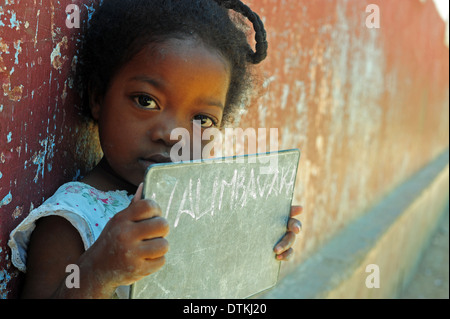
[129,149,300,299]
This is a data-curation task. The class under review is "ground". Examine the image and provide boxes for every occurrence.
[397,207,449,299]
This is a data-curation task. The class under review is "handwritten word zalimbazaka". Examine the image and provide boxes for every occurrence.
[149,164,297,228]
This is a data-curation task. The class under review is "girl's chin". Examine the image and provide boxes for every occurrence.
[138,159,157,171]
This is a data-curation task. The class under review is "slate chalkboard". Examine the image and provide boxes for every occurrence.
[129,149,300,299]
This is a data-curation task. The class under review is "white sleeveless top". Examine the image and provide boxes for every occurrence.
[8,182,134,298]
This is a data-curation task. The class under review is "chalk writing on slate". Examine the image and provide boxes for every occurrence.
[130,150,300,299]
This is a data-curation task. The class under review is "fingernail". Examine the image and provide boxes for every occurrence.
[275,245,283,254]
[297,221,303,233]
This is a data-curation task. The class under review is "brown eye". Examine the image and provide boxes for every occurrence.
[134,95,158,109]
[193,115,217,128]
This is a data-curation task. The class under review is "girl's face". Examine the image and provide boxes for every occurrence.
[91,37,230,187]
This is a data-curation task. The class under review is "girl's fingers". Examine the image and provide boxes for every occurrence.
[274,231,296,255]
[290,205,303,217]
[276,248,294,261]
[133,216,170,240]
[139,256,167,279]
[128,199,163,222]
[273,205,303,261]
[132,183,144,204]
[139,237,170,260]
[287,218,302,234]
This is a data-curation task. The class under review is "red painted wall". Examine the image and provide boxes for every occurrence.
[1,0,448,298]
[241,0,449,275]
[0,0,102,298]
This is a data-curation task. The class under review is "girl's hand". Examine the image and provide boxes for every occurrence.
[274,206,303,261]
[79,183,169,294]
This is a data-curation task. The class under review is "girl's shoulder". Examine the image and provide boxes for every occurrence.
[51,181,133,213]
[8,182,132,273]
[33,181,133,227]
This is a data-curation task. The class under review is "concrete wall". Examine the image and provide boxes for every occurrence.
[1,0,448,298]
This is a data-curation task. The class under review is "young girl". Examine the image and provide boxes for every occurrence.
[8,0,303,299]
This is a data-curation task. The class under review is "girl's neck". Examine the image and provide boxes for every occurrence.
[81,158,137,195]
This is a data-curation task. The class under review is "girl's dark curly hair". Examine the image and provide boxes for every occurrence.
[77,0,268,125]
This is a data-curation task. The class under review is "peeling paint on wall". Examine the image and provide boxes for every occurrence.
[31,135,56,183]
[1,0,103,298]
[0,191,12,208]
[0,269,12,299]
[50,36,68,70]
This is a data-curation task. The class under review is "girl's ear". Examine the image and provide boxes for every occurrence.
[88,83,102,121]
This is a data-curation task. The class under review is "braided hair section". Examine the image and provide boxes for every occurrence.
[214,0,268,64]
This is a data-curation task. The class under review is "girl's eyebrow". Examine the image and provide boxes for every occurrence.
[130,75,165,89]
[205,98,225,110]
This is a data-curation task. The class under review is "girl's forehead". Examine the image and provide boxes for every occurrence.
[132,37,230,72]
[111,36,231,105]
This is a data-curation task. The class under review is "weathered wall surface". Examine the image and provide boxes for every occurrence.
[1,0,448,298]
[240,0,449,276]
[0,0,102,298]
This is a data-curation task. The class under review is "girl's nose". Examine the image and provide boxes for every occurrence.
[148,114,188,148]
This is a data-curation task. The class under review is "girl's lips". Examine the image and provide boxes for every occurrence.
[139,154,172,168]
[145,154,172,163]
